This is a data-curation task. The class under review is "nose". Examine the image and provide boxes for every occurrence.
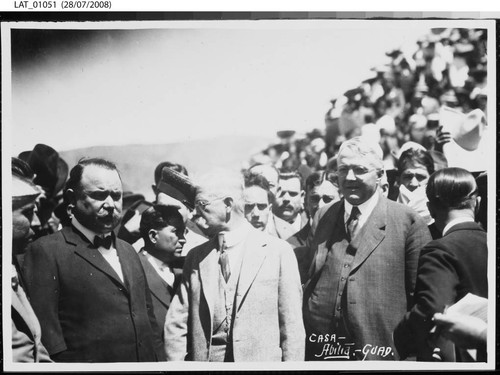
[408,176,420,190]
[345,168,357,180]
[103,195,115,209]
[31,212,41,227]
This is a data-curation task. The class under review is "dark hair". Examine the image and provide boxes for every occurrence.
[12,157,35,180]
[304,171,336,194]
[426,168,478,210]
[64,158,120,195]
[278,170,303,190]
[243,172,274,204]
[139,204,184,245]
[397,148,435,176]
[154,162,189,185]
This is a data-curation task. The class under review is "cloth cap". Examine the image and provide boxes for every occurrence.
[157,167,197,210]
[12,175,42,210]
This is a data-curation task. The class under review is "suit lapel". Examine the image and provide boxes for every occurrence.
[350,196,387,271]
[199,238,219,324]
[139,254,171,307]
[12,286,39,339]
[235,231,267,312]
[63,227,127,290]
[312,201,344,276]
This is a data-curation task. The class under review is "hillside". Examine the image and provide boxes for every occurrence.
[59,135,273,201]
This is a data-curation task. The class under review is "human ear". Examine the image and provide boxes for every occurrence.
[223,197,234,212]
[148,229,158,244]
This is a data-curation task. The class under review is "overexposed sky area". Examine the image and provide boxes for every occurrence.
[7,20,461,154]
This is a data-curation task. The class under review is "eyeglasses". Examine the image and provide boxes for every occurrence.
[309,195,336,205]
[244,203,269,212]
[337,165,375,177]
[194,196,225,211]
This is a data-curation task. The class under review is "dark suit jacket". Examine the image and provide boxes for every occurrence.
[287,221,315,284]
[23,225,165,362]
[138,250,184,336]
[394,221,488,361]
[304,195,432,360]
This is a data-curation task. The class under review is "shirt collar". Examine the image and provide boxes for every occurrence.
[72,216,110,244]
[344,189,380,220]
[143,249,168,270]
[442,216,475,236]
[218,221,252,248]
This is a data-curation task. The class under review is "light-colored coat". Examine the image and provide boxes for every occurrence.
[164,227,305,361]
[12,280,52,362]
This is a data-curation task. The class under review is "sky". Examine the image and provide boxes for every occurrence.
[4,19,448,155]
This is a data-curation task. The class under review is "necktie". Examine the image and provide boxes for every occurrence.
[218,233,231,282]
[346,206,361,241]
[94,235,113,249]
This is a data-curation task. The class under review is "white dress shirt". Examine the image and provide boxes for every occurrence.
[143,250,175,288]
[344,189,380,232]
[72,217,125,283]
[442,216,475,237]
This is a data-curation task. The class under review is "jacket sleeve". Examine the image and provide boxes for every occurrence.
[394,243,460,360]
[164,258,191,361]
[22,241,67,356]
[404,214,432,307]
[278,243,306,361]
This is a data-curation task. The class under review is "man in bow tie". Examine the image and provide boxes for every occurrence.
[303,137,431,361]
[164,170,305,361]
[23,158,165,362]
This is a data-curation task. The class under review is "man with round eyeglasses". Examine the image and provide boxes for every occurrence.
[164,170,305,362]
[303,137,431,361]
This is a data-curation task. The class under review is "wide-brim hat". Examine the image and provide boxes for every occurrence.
[440,106,486,151]
[18,143,69,197]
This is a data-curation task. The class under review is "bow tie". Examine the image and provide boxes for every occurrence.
[94,235,113,249]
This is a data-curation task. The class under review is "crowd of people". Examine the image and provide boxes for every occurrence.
[10,26,489,365]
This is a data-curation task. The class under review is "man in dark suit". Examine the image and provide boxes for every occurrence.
[23,158,165,362]
[164,171,305,361]
[138,205,186,337]
[287,171,340,283]
[394,167,488,361]
[303,137,431,361]
[11,172,52,363]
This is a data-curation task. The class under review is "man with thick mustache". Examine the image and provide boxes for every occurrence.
[303,137,431,360]
[23,158,165,362]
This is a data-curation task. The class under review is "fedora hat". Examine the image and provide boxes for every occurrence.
[18,144,68,198]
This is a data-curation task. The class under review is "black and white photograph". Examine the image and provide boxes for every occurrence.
[1,14,496,372]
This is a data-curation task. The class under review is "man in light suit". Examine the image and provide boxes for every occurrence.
[23,158,165,362]
[11,172,52,363]
[303,137,431,361]
[138,205,186,337]
[164,171,305,361]
[394,168,488,362]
